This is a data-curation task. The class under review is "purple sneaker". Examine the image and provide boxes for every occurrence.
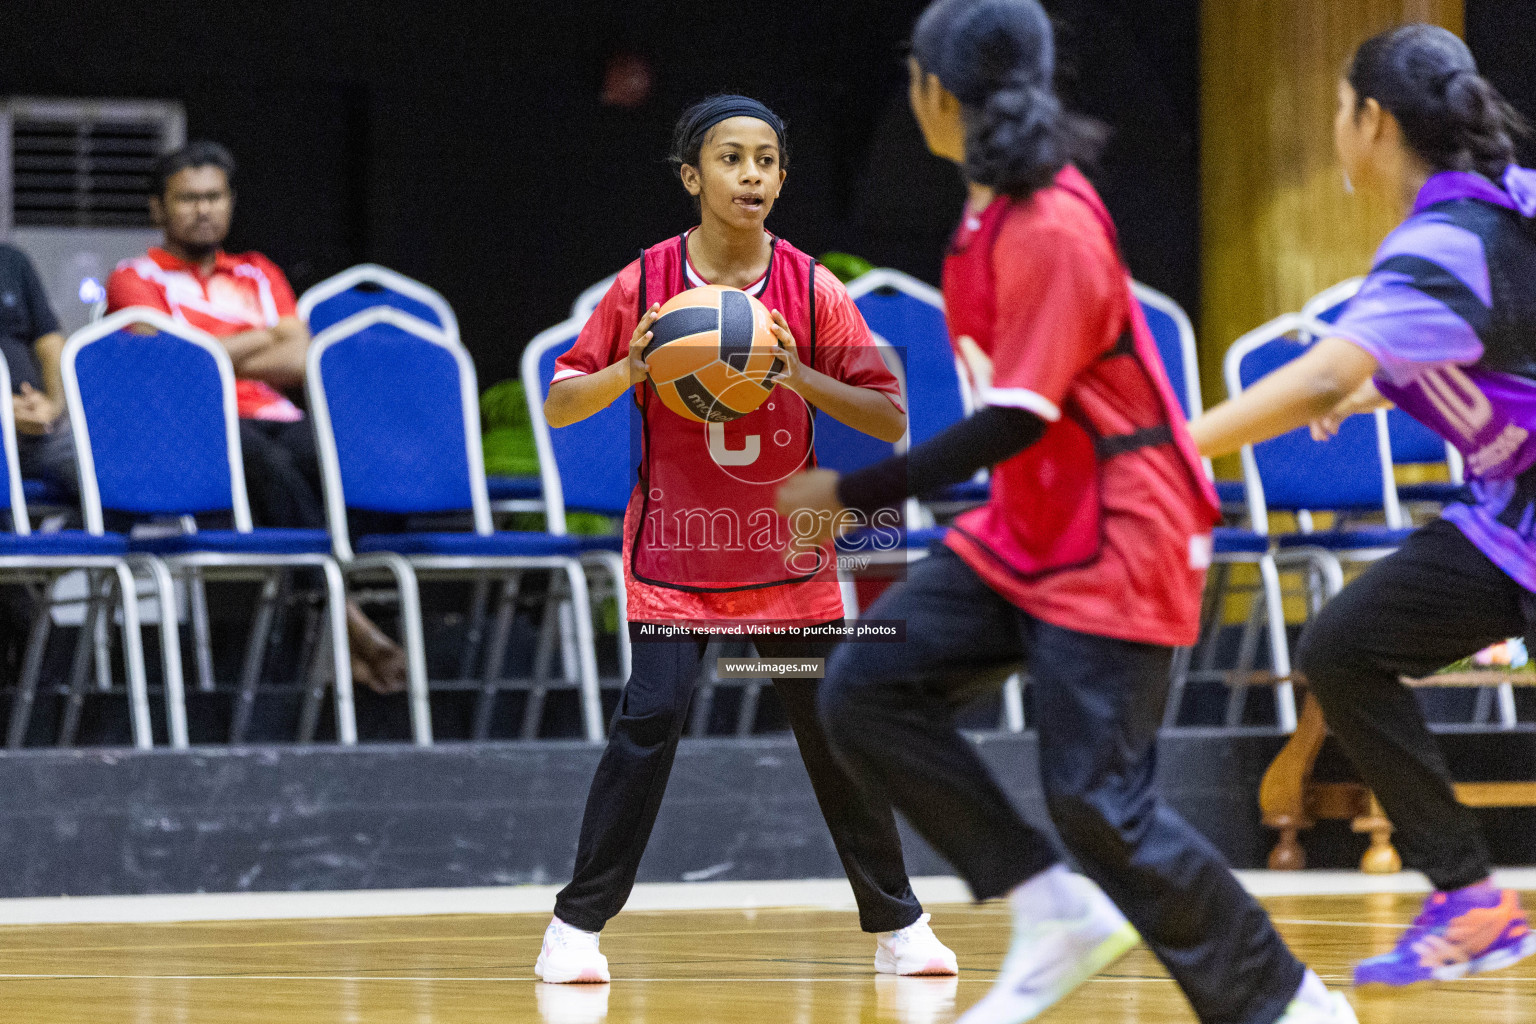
[1354,885,1536,988]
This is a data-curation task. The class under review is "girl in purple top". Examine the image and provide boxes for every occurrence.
[1192,24,1536,990]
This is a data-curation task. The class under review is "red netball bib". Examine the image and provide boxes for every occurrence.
[630,236,838,592]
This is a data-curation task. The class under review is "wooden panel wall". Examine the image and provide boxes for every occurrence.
[1199,1,1464,416]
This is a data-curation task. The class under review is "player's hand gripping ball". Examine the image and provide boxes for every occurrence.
[644,285,786,422]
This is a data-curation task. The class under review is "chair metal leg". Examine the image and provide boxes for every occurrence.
[690,640,719,737]
[1470,683,1518,729]
[735,682,762,737]
[523,584,563,740]
[111,561,154,750]
[1194,562,1232,679]
[581,550,629,681]
[1472,686,1494,725]
[133,556,187,748]
[1497,682,1518,729]
[352,554,431,745]
[1001,672,1026,733]
[1163,646,1192,730]
[292,596,322,693]
[395,564,433,746]
[557,600,580,686]
[1300,555,1324,623]
[59,570,108,747]
[688,686,714,736]
[1224,581,1266,729]
[93,604,112,693]
[187,568,216,693]
[263,571,296,678]
[548,594,583,733]
[1271,548,1343,734]
[321,558,357,746]
[473,574,521,741]
[7,585,54,749]
[1308,549,1346,596]
[1258,554,1297,732]
[295,605,327,744]
[230,572,283,744]
[838,571,860,622]
[520,688,548,741]
[560,561,604,743]
[459,574,494,681]
[610,559,631,684]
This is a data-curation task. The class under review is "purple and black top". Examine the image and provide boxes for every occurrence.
[1332,166,1536,592]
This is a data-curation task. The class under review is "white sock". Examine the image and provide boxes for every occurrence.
[1008,864,1088,921]
[1292,969,1332,1010]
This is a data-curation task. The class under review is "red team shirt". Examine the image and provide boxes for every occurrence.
[106,247,304,422]
[942,168,1214,646]
[556,231,904,624]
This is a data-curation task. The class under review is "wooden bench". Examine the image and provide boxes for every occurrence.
[1259,671,1536,873]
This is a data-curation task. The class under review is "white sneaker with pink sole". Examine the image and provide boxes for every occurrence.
[535,916,611,984]
[876,913,960,976]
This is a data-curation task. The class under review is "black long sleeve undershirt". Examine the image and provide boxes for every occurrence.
[836,405,1047,516]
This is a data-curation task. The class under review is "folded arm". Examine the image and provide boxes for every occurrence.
[229,317,310,388]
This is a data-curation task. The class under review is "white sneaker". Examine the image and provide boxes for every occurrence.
[534,916,611,984]
[876,912,960,975]
[958,866,1139,1024]
[1275,970,1358,1024]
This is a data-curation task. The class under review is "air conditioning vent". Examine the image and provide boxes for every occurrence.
[1,98,185,334]
[2,98,185,231]
[11,118,164,227]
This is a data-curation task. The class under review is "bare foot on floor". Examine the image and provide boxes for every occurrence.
[350,653,384,692]
[345,602,408,694]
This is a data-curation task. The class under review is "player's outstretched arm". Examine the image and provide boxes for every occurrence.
[1188,337,1378,458]
[775,405,1045,544]
[545,304,659,428]
[767,310,907,443]
[1308,378,1392,441]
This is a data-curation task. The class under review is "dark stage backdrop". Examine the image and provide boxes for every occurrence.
[14,2,1529,387]
[1,1,1206,385]
[1467,0,1536,171]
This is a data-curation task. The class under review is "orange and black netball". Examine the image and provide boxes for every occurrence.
[643,285,784,423]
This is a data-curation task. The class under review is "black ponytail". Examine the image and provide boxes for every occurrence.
[1348,24,1528,182]
[968,75,1107,198]
[912,0,1106,199]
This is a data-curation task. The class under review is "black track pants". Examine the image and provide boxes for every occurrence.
[554,626,923,934]
[1295,518,1535,892]
[818,546,1305,1024]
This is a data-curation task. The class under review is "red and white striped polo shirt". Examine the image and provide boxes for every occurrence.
[106,247,303,421]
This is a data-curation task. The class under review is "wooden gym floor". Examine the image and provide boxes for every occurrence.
[0,892,1531,1023]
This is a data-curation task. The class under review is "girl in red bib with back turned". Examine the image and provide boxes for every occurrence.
[779,3,1347,1023]
[533,96,955,984]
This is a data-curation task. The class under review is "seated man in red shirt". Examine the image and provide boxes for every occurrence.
[107,141,405,693]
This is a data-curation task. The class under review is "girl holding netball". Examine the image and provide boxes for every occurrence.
[1189,24,1536,989]
[778,1,1348,1022]
[534,95,956,984]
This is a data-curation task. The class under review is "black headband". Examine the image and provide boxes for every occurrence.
[684,95,786,150]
